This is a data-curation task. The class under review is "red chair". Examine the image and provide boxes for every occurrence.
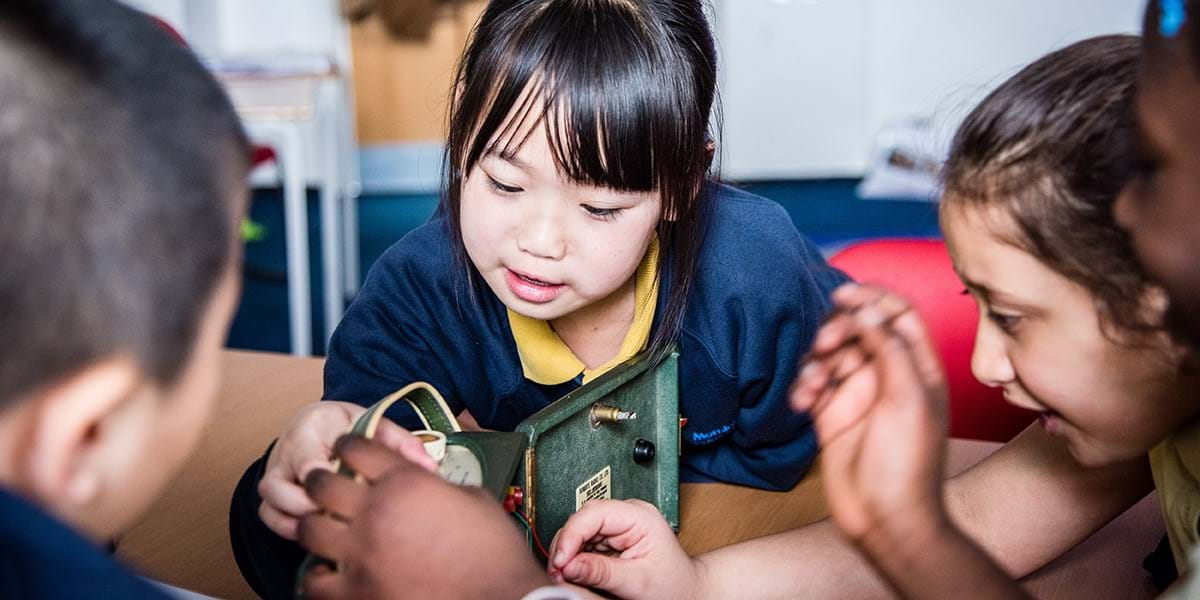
[829,239,1035,442]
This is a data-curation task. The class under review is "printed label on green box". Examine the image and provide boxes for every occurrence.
[575,465,612,510]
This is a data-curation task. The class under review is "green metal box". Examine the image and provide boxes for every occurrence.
[298,350,679,589]
[514,350,680,545]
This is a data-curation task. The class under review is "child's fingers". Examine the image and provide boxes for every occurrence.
[831,283,887,311]
[811,363,880,450]
[811,287,905,358]
[547,531,565,574]
[456,408,493,432]
[374,420,439,473]
[848,306,934,409]
[298,564,347,600]
[792,355,837,408]
[808,345,869,421]
[550,500,650,569]
[886,308,947,392]
[791,361,835,413]
[258,473,318,518]
[811,311,859,355]
[295,456,337,487]
[332,434,425,483]
[258,501,300,540]
[551,502,615,569]
[558,553,625,591]
[304,468,368,522]
[296,511,351,564]
[829,342,869,383]
[793,339,869,413]
[831,291,946,396]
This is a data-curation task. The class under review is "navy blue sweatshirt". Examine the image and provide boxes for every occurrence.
[0,487,168,598]
[324,183,848,490]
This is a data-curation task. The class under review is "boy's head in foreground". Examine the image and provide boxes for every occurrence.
[0,0,248,540]
[1116,0,1200,351]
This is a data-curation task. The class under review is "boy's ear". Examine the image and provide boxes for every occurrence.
[24,357,143,511]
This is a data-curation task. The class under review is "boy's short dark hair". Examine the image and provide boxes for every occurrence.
[0,0,250,405]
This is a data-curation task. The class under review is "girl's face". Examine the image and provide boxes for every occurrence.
[942,203,1195,467]
[1115,49,1200,350]
[460,122,661,324]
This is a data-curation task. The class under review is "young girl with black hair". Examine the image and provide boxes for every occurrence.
[229,2,846,597]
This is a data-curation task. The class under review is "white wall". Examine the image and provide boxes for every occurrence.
[127,0,1146,184]
[121,0,342,59]
[713,0,870,180]
[715,0,1145,180]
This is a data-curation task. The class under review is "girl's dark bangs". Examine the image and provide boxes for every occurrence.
[465,2,697,194]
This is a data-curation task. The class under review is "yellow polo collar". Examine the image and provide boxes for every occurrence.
[507,238,659,385]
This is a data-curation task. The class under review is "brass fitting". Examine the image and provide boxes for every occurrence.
[590,404,637,428]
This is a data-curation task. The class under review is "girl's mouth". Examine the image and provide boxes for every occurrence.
[505,268,566,304]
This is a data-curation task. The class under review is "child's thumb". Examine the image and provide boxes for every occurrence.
[560,553,624,593]
[374,419,439,472]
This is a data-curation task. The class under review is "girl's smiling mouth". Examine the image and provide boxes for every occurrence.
[505,267,566,303]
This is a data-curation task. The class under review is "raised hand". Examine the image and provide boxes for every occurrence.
[791,284,950,545]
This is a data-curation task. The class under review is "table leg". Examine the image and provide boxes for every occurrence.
[247,121,313,356]
[318,82,344,345]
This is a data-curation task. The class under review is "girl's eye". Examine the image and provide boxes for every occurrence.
[486,175,523,195]
[582,204,622,221]
[987,310,1023,335]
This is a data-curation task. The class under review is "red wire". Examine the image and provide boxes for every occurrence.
[515,509,551,559]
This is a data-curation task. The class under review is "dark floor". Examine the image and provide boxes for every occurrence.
[227,179,943,354]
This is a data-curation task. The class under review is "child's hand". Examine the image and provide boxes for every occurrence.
[297,435,549,600]
[548,499,702,599]
[257,401,436,540]
[791,284,951,550]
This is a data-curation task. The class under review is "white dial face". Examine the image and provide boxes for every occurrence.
[436,444,484,487]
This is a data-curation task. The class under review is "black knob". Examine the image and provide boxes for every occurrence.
[633,439,656,464]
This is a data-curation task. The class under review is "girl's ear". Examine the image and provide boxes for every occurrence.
[1141,285,1196,366]
[1141,285,1171,326]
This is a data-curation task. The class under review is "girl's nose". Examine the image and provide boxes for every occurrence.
[970,320,1016,389]
[517,207,566,261]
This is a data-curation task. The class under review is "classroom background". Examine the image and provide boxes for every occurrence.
[122,0,1144,356]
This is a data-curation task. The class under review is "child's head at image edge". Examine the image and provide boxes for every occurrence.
[0,0,249,540]
[939,34,1197,467]
[1116,0,1200,351]
[442,0,718,353]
